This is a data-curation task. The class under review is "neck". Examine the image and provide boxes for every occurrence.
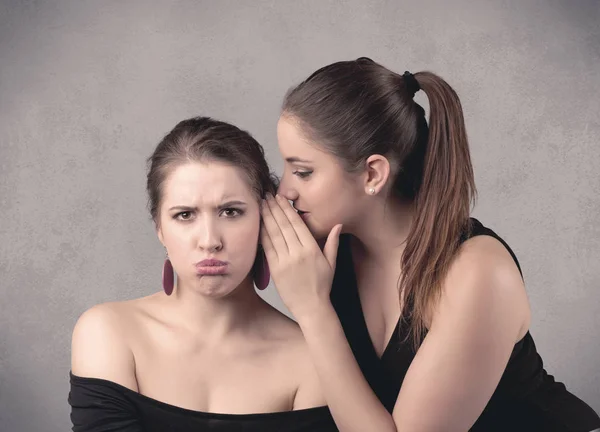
[167,277,266,340]
[349,196,414,265]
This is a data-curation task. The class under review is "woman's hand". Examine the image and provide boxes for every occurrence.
[260,194,343,323]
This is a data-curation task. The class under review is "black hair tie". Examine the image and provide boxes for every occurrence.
[402,71,421,97]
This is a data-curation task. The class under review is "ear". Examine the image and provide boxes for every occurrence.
[156,221,165,247]
[363,154,391,195]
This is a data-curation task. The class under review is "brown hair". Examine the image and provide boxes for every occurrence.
[282,58,476,347]
[146,116,278,225]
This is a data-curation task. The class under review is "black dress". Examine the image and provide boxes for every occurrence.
[330,218,600,432]
[68,373,338,432]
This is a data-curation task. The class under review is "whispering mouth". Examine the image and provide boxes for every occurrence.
[292,201,309,216]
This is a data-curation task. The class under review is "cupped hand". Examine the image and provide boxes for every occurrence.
[260,194,342,322]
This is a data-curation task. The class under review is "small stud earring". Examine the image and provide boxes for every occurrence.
[368,187,376,195]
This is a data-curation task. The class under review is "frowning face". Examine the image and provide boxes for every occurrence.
[157,161,260,297]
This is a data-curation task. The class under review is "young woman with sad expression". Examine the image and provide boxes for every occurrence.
[68,117,337,432]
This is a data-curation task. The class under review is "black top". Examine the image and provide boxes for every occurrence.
[330,218,600,432]
[68,373,338,432]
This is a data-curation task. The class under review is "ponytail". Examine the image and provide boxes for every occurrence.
[399,72,477,349]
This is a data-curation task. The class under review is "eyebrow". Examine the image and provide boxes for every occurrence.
[168,201,248,212]
[285,157,312,164]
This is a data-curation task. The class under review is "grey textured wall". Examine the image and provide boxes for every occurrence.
[1,1,599,431]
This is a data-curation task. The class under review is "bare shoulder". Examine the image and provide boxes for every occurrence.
[451,234,526,296]
[258,306,326,409]
[435,234,531,338]
[289,337,326,409]
[71,300,142,390]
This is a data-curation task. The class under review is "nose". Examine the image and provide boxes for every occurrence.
[277,170,299,201]
[197,216,223,252]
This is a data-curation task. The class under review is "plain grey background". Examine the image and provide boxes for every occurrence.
[1,1,599,430]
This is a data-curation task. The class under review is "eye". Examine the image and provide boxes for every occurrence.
[174,211,194,221]
[221,208,244,218]
[292,170,312,179]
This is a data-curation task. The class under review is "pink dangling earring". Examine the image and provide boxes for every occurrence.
[162,251,174,296]
[252,247,270,290]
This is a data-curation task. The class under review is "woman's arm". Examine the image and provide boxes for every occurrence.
[261,196,529,431]
[390,235,530,430]
[298,304,398,431]
[300,235,529,431]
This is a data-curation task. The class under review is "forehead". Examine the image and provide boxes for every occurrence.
[277,116,357,181]
[276,116,329,159]
[161,161,254,204]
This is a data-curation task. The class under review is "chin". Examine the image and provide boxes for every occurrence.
[193,276,239,298]
[306,219,337,240]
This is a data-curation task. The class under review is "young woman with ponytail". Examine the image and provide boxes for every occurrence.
[260,57,600,431]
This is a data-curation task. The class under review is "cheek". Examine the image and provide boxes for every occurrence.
[312,176,354,209]
[304,176,336,205]
[159,221,188,252]
[312,180,360,229]
[226,217,260,259]
[235,224,260,245]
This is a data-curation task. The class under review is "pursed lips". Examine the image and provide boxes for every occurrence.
[195,259,228,275]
